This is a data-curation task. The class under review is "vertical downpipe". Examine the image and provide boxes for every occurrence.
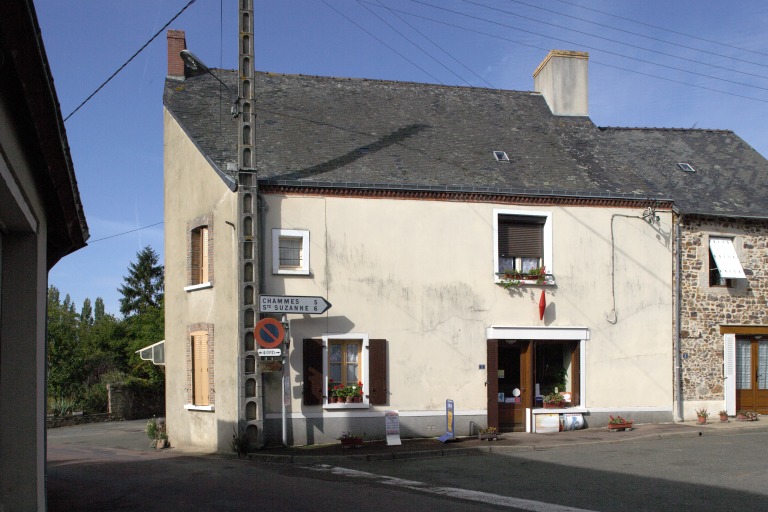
[674,212,683,422]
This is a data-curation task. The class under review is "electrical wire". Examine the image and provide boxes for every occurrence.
[64,0,199,122]
[502,0,768,70]
[358,0,474,87]
[319,0,444,84]
[406,0,768,93]
[552,0,768,60]
[88,222,164,244]
[380,2,768,102]
[461,0,768,81]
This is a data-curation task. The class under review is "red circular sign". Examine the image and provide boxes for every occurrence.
[255,318,285,349]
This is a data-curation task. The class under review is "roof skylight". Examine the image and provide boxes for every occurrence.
[677,162,696,173]
[494,151,509,162]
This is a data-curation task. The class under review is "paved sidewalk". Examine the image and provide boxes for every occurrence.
[247,419,768,464]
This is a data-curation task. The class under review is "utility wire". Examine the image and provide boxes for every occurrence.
[358,0,474,87]
[552,0,768,60]
[64,0,199,122]
[367,0,496,89]
[88,222,164,244]
[503,0,768,71]
[319,0,444,84]
[382,4,768,103]
[462,0,768,81]
[403,0,768,94]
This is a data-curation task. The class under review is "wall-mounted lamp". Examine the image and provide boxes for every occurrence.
[642,206,660,225]
[180,49,239,118]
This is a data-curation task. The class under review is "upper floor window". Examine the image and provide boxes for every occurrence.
[494,209,552,281]
[272,228,310,275]
[191,226,210,285]
[709,237,745,288]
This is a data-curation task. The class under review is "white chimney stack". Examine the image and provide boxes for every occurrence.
[533,50,589,117]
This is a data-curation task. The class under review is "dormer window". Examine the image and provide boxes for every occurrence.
[494,151,509,162]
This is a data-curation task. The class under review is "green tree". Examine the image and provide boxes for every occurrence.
[80,298,93,327]
[118,246,164,317]
[47,286,83,406]
[94,297,105,322]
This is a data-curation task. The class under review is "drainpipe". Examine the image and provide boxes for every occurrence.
[674,212,683,422]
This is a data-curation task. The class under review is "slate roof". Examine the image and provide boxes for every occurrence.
[164,69,768,218]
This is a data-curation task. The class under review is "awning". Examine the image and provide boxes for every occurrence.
[136,340,165,365]
[709,238,746,279]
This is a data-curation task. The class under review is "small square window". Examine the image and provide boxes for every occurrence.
[272,228,310,275]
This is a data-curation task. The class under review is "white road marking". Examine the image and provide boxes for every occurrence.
[311,465,596,512]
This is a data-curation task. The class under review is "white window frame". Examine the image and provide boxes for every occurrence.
[322,333,369,409]
[272,228,310,275]
[493,209,553,283]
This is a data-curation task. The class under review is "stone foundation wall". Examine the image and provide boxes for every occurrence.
[679,215,768,401]
[107,382,165,420]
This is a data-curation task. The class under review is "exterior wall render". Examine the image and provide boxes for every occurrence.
[164,110,239,452]
[258,193,674,444]
[679,215,768,415]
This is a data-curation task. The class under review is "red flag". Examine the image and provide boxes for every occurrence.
[539,291,546,320]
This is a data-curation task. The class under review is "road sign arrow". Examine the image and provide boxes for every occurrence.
[259,295,332,314]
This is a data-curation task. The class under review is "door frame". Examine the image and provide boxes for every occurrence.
[487,326,589,432]
[722,326,768,415]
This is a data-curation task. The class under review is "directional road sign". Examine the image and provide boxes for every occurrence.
[259,295,332,314]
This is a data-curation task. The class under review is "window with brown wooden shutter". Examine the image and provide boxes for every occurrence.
[191,331,210,406]
[303,338,323,405]
[190,225,210,285]
[368,339,387,405]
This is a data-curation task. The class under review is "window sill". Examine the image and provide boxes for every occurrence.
[495,276,556,287]
[185,282,213,292]
[184,404,215,412]
[323,402,370,410]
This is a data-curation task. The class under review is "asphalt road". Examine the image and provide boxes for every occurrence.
[47,420,768,511]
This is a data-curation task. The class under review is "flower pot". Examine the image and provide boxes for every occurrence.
[719,414,728,422]
[697,416,707,425]
[608,422,633,431]
[354,396,362,403]
[544,402,564,409]
[345,397,354,403]
[340,437,363,448]
[478,433,498,441]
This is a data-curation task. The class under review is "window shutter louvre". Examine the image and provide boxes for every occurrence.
[368,339,387,405]
[498,216,544,259]
[303,338,323,405]
[487,340,499,430]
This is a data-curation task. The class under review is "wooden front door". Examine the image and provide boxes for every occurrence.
[736,337,768,414]
[492,340,531,432]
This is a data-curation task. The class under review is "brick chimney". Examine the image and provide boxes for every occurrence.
[167,30,187,80]
[533,50,588,116]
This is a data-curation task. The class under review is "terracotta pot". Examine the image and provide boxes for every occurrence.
[608,422,633,431]
[697,416,707,424]
[345,396,353,403]
[544,402,564,409]
[720,414,728,422]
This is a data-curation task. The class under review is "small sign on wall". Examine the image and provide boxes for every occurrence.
[385,410,401,446]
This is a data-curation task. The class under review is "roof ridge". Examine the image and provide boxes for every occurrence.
[598,126,734,134]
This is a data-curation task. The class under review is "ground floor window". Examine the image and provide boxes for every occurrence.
[302,335,388,406]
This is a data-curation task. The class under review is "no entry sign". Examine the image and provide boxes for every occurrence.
[255,318,285,349]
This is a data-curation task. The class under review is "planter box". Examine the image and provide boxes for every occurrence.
[608,422,633,431]
[340,438,363,449]
[478,433,499,441]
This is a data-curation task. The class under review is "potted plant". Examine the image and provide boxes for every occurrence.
[737,411,759,421]
[337,430,363,448]
[695,408,709,424]
[478,426,498,441]
[719,410,728,422]
[498,266,548,288]
[543,392,565,409]
[607,415,633,431]
[146,416,169,449]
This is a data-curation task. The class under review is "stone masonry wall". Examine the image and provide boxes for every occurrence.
[679,215,768,401]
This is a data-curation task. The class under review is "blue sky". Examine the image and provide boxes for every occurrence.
[37,0,768,316]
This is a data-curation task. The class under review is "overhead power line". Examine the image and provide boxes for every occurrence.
[551,0,768,60]
[378,3,768,103]
[503,0,768,70]
[461,0,768,81]
[320,0,444,84]
[64,0,199,122]
[401,0,768,94]
[88,222,164,244]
